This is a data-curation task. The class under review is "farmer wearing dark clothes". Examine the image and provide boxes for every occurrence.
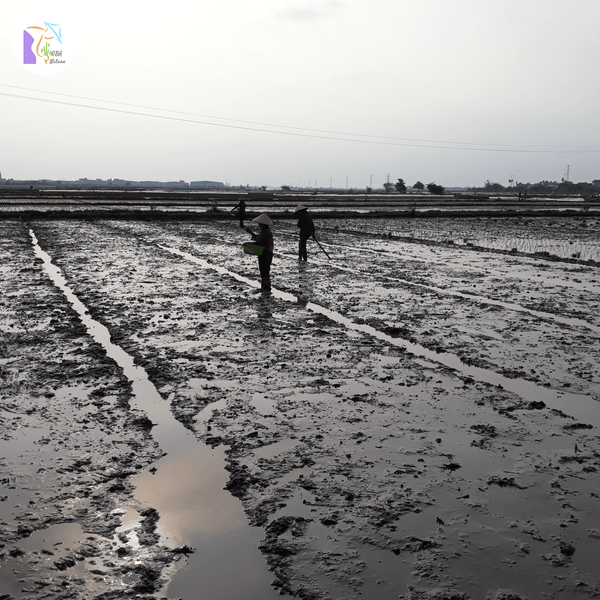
[245,213,274,292]
[295,206,315,261]
[231,198,247,227]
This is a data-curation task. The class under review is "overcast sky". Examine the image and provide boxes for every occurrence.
[2,0,599,188]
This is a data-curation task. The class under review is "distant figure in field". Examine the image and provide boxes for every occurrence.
[231,198,247,227]
[295,206,315,261]
[245,213,273,292]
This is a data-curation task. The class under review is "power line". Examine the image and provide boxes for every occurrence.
[1,88,599,154]
[5,84,599,150]
[3,83,598,150]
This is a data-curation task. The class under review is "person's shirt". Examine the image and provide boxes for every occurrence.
[297,213,315,237]
[255,226,274,254]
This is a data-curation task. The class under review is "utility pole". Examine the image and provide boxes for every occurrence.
[346,177,348,189]
[370,175,373,188]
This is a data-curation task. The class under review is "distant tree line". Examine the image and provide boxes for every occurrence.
[469,179,600,195]
[279,177,448,195]
[382,178,444,195]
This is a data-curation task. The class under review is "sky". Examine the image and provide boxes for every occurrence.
[1,0,600,188]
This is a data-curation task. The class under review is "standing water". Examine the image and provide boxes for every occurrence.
[161,244,600,428]
[30,230,280,599]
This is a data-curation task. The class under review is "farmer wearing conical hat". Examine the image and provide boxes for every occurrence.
[294,206,315,261]
[245,213,274,292]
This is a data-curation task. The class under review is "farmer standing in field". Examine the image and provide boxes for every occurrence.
[231,197,247,228]
[245,213,274,292]
[295,206,315,261]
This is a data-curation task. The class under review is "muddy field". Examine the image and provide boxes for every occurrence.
[1,214,599,600]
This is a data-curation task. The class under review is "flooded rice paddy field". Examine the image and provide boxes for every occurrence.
[1,215,600,600]
[319,216,600,263]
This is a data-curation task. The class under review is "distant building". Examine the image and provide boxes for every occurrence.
[162,180,189,189]
[190,180,225,189]
[134,180,189,189]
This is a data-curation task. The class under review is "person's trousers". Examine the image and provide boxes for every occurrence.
[258,252,273,290]
[299,237,309,261]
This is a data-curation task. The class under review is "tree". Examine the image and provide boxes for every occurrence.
[394,178,407,193]
[427,182,445,195]
[281,185,291,192]
[413,181,425,192]
[365,186,372,194]
[484,180,505,192]
[383,181,394,193]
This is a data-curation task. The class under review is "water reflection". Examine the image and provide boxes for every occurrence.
[297,261,315,306]
[29,230,281,600]
[160,244,598,429]
[255,294,275,336]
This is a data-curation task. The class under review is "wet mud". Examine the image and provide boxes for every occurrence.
[0,222,176,599]
[1,215,599,600]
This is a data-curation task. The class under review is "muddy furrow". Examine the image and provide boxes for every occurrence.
[315,215,600,264]
[158,243,600,427]
[23,218,600,600]
[103,218,600,400]
[0,220,170,599]
[29,228,281,600]
[141,224,600,335]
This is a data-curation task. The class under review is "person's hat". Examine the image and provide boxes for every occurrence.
[252,213,273,226]
[294,205,308,213]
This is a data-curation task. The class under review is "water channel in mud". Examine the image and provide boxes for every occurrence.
[161,243,600,430]
[28,231,280,599]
